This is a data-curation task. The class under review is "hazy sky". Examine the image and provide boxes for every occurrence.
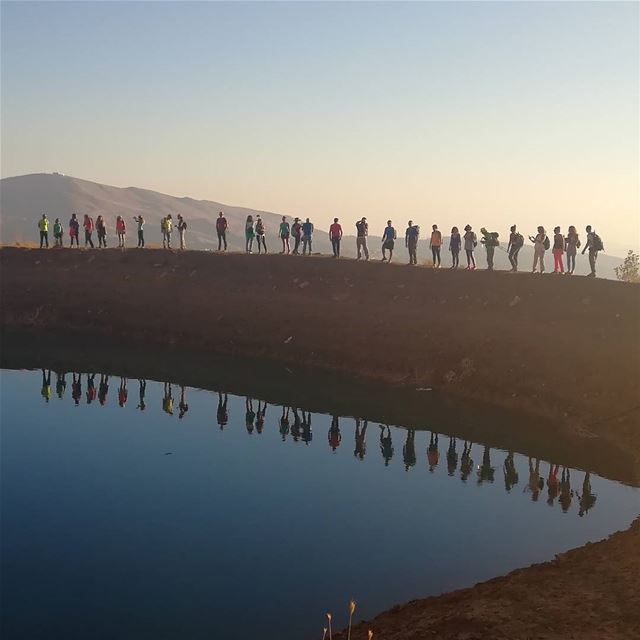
[2,1,638,247]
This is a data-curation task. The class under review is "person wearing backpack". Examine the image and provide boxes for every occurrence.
[95,215,107,248]
[69,213,80,247]
[479,227,499,271]
[463,225,477,270]
[116,215,126,248]
[216,211,228,251]
[552,226,565,274]
[254,215,266,253]
[449,226,461,268]
[582,225,603,277]
[405,220,420,265]
[529,226,548,274]
[291,217,303,254]
[301,217,314,255]
[38,213,49,248]
[53,218,64,247]
[83,214,95,248]
[507,225,523,272]
[355,217,369,260]
[162,214,173,249]
[279,216,291,254]
[564,225,580,275]
[177,214,187,250]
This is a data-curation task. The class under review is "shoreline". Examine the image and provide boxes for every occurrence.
[1,246,639,639]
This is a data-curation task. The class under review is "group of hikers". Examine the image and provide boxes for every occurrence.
[37,210,606,277]
[38,368,597,516]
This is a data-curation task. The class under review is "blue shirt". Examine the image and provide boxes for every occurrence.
[383,226,396,241]
[302,222,313,236]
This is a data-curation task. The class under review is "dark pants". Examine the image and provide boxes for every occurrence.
[466,249,475,267]
[451,249,459,268]
[431,246,441,266]
[566,251,576,273]
[407,239,417,265]
[256,235,267,253]
[98,232,107,248]
[39,231,48,248]
[302,237,312,255]
[85,231,94,248]
[331,237,341,257]
[485,246,495,270]
[137,230,145,247]
[508,246,520,270]
[70,234,79,247]
[589,250,598,276]
[217,231,227,251]
[293,235,301,254]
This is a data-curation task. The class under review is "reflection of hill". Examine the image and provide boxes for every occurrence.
[0,173,626,278]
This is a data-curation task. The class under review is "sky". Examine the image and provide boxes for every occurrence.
[1,1,638,249]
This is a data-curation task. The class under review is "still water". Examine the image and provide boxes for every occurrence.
[1,368,638,640]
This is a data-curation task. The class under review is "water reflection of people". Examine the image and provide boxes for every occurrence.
[354,419,368,460]
[72,373,82,406]
[178,386,189,419]
[427,432,439,472]
[98,374,109,406]
[526,458,543,502]
[460,442,473,482]
[118,377,128,408]
[301,411,312,445]
[217,392,228,429]
[446,437,458,476]
[245,398,256,434]
[256,401,267,434]
[279,406,290,440]
[86,374,97,404]
[503,452,519,491]
[291,408,301,441]
[559,467,573,513]
[403,429,416,471]
[578,472,597,517]
[41,369,52,403]
[379,425,394,466]
[137,379,146,411]
[328,415,341,452]
[163,383,174,415]
[477,446,495,484]
[55,371,66,399]
[546,464,560,506]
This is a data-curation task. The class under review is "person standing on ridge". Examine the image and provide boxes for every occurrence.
[381,220,396,262]
[116,215,126,248]
[162,214,173,249]
[463,225,477,270]
[479,227,499,271]
[216,212,228,251]
[405,220,419,265]
[301,218,314,255]
[96,215,107,248]
[255,214,266,253]
[564,225,580,275]
[507,225,523,272]
[177,214,187,250]
[53,218,63,247]
[449,226,461,268]
[552,226,565,273]
[133,214,145,248]
[83,214,95,248]
[279,216,291,254]
[69,213,80,247]
[329,217,343,257]
[429,224,442,267]
[355,217,369,260]
[291,217,303,254]
[529,226,548,274]
[582,225,604,278]
[245,214,255,253]
[38,214,49,248]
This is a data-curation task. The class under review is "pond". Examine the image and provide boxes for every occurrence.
[1,367,638,640]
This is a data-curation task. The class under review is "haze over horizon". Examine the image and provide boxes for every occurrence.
[2,2,638,249]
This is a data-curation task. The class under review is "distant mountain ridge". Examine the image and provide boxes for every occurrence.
[0,173,626,278]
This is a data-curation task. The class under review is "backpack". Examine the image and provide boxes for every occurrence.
[543,235,550,250]
[592,233,604,251]
[514,233,524,248]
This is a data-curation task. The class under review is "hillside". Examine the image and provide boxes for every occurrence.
[0,173,628,277]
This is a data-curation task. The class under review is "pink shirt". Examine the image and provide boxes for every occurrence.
[329,223,342,239]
